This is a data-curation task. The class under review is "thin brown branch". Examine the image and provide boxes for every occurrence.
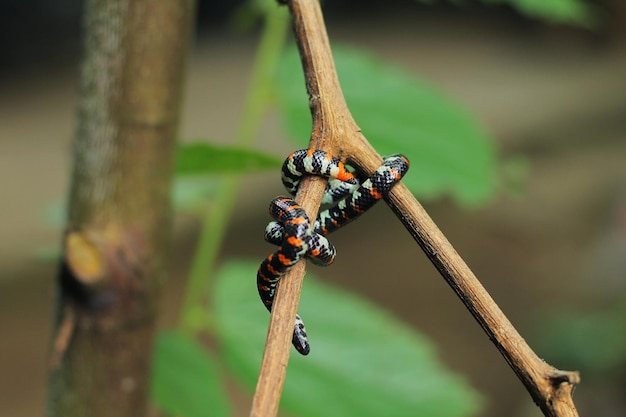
[344,142,581,417]
[250,1,358,416]
[251,1,580,417]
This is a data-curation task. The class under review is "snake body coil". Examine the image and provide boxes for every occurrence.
[257,149,409,355]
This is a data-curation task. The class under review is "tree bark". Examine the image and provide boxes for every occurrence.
[46,1,195,416]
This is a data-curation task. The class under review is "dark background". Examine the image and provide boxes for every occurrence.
[2,1,625,416]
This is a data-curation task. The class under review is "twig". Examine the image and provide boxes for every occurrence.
[250,1,580,417]
[249,1,353,415]
[344,143,581,417]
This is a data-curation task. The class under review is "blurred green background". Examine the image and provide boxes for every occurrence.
[2,1,625,416]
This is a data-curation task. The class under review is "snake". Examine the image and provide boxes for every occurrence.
[257,149,410,355]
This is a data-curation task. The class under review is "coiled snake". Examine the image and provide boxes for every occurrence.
[257,149,409,355]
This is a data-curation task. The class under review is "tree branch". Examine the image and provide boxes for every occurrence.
[251,1,580,417]
[344,147,581,417]
[250,1,356,416]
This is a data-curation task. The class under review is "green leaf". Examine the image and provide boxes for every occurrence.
[214,260,482,417]
[483,0,599,28]
[176,142,282,176]
[151,331,231,417]
[276,45,497,206]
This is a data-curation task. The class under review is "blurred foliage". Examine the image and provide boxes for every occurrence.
[152,332,231,417]
[416,0,599,28]
[236,0,600,30]
[533,300,626,415]
[536,302,626,374]
[173,144,282,212]
[171,177,221,213]
[175,143,282,176]
[483,0,599,28]
[214,261,482,417]
[276,45,497,206]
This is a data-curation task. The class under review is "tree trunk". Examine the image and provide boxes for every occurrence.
[46,0,195,416]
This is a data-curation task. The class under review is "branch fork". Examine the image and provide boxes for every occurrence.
[250,1,580,417]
